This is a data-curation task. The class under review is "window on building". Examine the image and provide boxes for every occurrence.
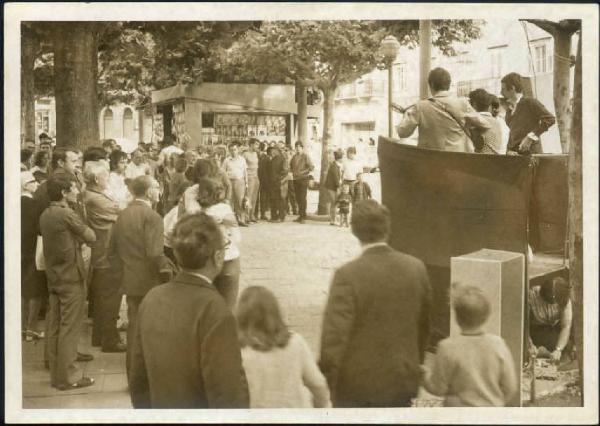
[103,108,114,139]
[202,112,215,128]
[533,42,553,74]
[123,107,134,140]
[36,111,50,133]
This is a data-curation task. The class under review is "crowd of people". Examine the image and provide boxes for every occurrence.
[19,131,373,397]
[21,139,518,406]
[19,67,563,407]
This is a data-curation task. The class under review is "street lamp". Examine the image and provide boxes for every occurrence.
[380,35,401,138]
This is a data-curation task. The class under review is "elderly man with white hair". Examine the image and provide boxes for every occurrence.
[83,161,126,353]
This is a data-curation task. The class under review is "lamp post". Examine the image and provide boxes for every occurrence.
[380,35,401,138]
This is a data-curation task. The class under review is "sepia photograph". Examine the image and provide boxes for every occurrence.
[4,2,598,424]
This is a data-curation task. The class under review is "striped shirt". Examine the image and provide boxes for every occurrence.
[529,286,572,327]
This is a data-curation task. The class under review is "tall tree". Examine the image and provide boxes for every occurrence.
[50,22,105,148]
[21,23,38,145]
[223,20,483,213]
[525,19,580,153]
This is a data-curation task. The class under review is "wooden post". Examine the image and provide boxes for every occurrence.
[419,20,432,100]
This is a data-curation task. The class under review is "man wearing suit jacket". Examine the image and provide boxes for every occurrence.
[501,72,556,155]
[83,161,125,353]
[323,149,344,225]
[129,213,249,408]
[268,147,289,222]
[319,200,432,407]
[108,175,172,381]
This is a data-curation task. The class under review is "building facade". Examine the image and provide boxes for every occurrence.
[34,98,142,147]
[334,20,577,154]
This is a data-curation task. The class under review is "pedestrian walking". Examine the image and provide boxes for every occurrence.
[319,200,431,407]
[422,284,517,406]
[129,213,249,408]
[236,286,331,408]
[40,176,97,390]
[108,175,172,382]
[290,141,315,224]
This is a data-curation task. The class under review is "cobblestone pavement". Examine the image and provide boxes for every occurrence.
[21,188,363,409]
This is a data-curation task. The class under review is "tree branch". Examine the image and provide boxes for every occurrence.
[523,19,558,36]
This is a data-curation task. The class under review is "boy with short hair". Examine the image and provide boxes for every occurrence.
[351,172,372,207]
[423,284,517,406]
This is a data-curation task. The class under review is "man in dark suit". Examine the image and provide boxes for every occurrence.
[319,200,432,407]
[108,175,172,380]
[129,213,249,408]
[323,149,344,225]
[268,146,288,222]
[257,144,271,220]
[501,72,555,155]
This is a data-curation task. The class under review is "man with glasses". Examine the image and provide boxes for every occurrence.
[129,213,249,408]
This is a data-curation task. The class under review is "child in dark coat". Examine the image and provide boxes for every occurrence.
[351,172,372,207]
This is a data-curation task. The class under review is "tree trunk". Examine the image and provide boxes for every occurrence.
[296,81,308,145]
[21,30,37,145]
[318,85,336,215]
[553,30,573,153]
[52,23,99,149]
[568,31,582,406]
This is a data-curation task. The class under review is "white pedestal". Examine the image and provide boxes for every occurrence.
[451,248,525,406]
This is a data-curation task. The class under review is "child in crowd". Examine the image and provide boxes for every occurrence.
[236,286,331,408]
[422,284,517,406]
[351,172,372,207]
[336,183,352,227]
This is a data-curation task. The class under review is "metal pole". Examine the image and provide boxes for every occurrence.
[419,20,432,100]
[388,61,394,138]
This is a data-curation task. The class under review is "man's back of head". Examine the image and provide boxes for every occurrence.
[351,200,391,244]
[428,67,452,94]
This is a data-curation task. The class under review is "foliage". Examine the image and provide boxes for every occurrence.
[222,21,386,89]
[379,20,484,56]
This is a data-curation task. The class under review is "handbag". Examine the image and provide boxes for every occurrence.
[35,235,45,271]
